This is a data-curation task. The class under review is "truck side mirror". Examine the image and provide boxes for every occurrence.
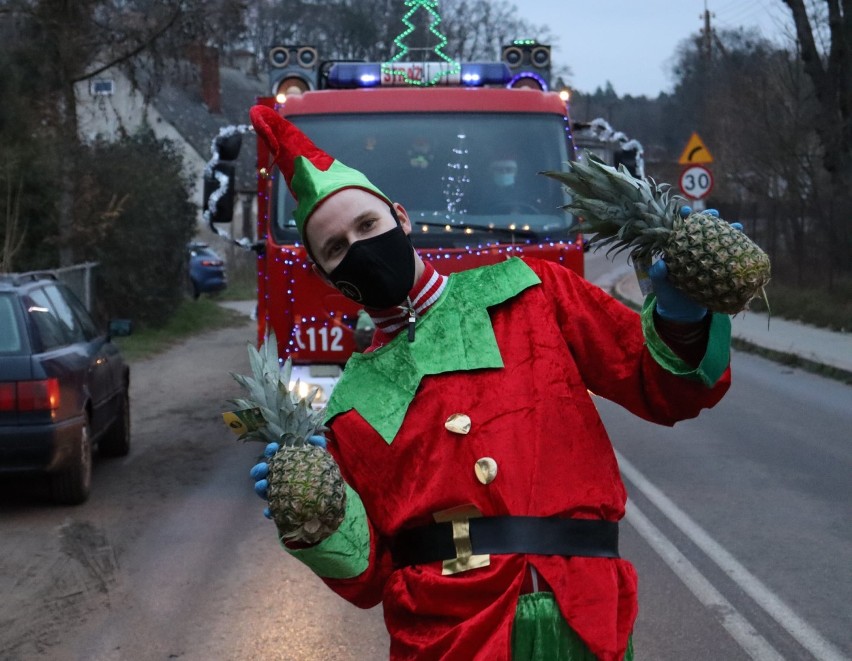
[203,133,243,224]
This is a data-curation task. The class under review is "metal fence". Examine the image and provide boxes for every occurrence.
[14,262,98,312]
[48,262,99,311]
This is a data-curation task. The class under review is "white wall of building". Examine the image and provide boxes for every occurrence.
[74,69,238,231]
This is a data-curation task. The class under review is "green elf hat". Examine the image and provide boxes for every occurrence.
[249,105,391,240]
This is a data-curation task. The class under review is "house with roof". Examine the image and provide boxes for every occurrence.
[75,48,265,247]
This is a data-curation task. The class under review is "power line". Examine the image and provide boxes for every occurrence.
[713,0,754,15]
[709,0,794,48]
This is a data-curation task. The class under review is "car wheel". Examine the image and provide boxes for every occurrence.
[99,388,131,458]
[50,414,93,505]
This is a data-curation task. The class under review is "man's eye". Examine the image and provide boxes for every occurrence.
[360,217,377,232]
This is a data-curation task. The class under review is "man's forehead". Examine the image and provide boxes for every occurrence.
[308,189,388,243]
[323,191,384,222]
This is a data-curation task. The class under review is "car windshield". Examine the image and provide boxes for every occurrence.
[273,112,573,247]
[0,293,24,354]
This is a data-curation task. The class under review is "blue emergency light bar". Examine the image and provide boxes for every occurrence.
[327,62,512,88]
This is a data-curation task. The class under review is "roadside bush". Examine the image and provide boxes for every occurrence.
[0,49,60,273]
[72,130,196,328]
[0,146,59,273]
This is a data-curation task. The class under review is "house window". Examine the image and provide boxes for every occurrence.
[90,79,115,96]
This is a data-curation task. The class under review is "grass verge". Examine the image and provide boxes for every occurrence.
[747,281,851,332]
[215,279,256,301]
[114,296,250,362]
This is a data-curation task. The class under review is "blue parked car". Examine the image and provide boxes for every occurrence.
[0,272,131,505]
[187,242,227,299]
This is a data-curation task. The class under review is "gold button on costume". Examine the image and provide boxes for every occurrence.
[445,413,472,435]
[475,457,498,485]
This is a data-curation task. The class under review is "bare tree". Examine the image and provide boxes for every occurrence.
[1,168,26,273]
[245,0,400,63]
[779,0,851,281]
[0,0,249,266]
[440,0,555,61]
[244,0,554,65]
[780,0,850,185]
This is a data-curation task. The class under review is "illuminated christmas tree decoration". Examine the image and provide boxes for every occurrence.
[383,0,460,87]
[442,132,470,218]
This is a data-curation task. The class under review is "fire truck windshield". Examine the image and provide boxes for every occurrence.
[272,112,574,248]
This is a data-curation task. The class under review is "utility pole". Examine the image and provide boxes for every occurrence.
[701,0,714,62]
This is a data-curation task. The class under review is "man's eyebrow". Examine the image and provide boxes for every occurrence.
[351,210,377,226]
[320,210,377,257]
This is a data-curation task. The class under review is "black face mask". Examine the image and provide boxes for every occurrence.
[327,222,415,309]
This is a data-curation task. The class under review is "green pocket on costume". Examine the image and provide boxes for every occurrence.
[511,592,634,660]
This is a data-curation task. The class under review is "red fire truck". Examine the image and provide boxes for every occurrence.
[206,48,585,402]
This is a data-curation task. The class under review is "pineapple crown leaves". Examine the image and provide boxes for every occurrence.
[228,331,326,447]
[541,151,684,255]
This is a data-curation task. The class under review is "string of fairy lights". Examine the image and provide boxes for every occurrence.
[275,243,578,356]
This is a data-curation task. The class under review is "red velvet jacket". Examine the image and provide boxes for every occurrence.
[287,258,731,661]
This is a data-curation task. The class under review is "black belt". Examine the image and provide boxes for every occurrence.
[391,516,619,568]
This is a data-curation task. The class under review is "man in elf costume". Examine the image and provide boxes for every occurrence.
[247,105,732,660]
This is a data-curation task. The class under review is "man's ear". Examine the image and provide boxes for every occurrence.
[394,202,413,235]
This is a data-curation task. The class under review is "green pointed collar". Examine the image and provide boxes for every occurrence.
[324,257,541,444]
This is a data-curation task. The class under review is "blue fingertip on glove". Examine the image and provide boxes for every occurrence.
[649,260,708,323]
[250,462,269,480]
[250,445,277,507]
[680,205,720,219]
[253,476,269,498]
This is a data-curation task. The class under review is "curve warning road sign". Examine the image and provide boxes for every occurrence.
[678,133,713,165]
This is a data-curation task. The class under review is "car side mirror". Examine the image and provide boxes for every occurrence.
[109,319,133,338]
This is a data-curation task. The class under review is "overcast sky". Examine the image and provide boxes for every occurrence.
[515,0,795,97]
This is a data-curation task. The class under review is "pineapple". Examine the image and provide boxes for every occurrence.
[544,153,770,314]
[228,332,346,544]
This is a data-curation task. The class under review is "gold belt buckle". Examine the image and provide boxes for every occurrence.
[432,505,490,575]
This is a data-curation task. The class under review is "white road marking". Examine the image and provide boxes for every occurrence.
[626,500,784,660]
[617,451,847,661]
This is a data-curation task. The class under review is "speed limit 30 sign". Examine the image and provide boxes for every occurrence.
[679,165,714,200]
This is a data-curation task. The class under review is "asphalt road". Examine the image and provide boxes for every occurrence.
[0,320,389,660]
[586,252,851,660]
[1,255,849,660]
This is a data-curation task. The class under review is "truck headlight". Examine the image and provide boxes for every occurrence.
[290,379,325,404]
